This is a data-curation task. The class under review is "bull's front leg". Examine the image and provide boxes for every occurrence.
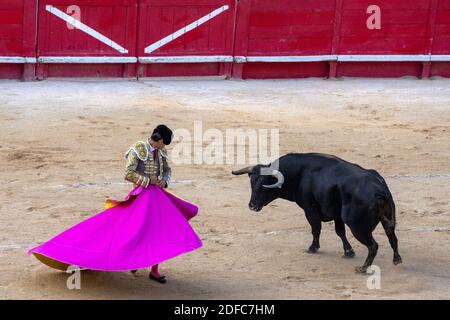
[304,204,322,254]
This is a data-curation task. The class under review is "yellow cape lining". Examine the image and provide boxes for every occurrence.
[32,252,70,271]
[104,188,190,210]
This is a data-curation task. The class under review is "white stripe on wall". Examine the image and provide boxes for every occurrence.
[235,55,338,63]
[337,55,431,62]
[38,56,137,64]
[235,55,450,63]
[46,5,129,54]
[0,57,37,63]
[2,55,450,65]
[144,5,229,54]
[139,55,233,63]
[431,55,450,61]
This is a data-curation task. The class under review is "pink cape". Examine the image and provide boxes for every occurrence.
[27,185,203,271]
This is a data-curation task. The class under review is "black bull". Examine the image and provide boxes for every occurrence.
[232,153,402,273]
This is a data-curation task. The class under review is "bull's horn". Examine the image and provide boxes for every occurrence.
[263,170,284,188]
[231,166,254,175]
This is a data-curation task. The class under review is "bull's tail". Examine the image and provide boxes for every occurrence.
[375,190,402,265]
[375,192,396,229]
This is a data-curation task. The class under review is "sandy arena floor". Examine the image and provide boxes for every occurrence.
[0,77,449,299]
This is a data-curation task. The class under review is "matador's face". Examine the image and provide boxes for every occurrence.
[149,138,165,149]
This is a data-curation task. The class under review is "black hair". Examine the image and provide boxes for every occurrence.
[151,124,173,145]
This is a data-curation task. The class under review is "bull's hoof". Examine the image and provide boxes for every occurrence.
[393,255,403,265]
[306,246,319,254]
[354,266,368,274]
[342,249,355,258]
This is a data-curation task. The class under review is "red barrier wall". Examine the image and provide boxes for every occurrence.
[0,0,37,80]
[432,0,450,54]
[1,0,450,80]
[431,0,450,76]
[36,0,138,78]
[336,0,432,78]
[233,0,336,78]
[338,0,431,54]
[137,0,235,77]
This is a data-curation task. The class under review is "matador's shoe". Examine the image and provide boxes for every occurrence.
[149,272,167,284]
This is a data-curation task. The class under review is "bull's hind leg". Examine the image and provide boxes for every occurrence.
[334,218,355,258]
[350,229,378,273]
[381,219,402,265]
[304,209,322,254]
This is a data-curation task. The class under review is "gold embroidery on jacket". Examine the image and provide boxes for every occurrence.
[124,141,171,187]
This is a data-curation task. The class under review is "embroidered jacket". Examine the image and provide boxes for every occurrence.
[124,140,171,188]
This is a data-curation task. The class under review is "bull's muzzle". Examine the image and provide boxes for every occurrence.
[249,203,262,212]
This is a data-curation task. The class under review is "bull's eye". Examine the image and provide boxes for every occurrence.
[256,178,265,189]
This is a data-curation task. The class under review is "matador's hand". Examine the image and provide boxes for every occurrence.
[157,180,167,188]
[149,175,158,185]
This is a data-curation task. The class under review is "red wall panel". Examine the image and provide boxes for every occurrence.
[0,0,30,55]
[137,0,235,77]
[144,63,220,77]
[36,0,138,78]
[336,0,433,78]
[336,62,424,78]
[0,64,23,78]
[138,0,234,55]
[0,0,37,79]
[431,0,450,77]
[245,0,336,55]
[433,0,450,53]
[338,0,431,54]
[38,0,137,56]
[431,62,450,77]
[242,62,330,79]
[234,0,336,79]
